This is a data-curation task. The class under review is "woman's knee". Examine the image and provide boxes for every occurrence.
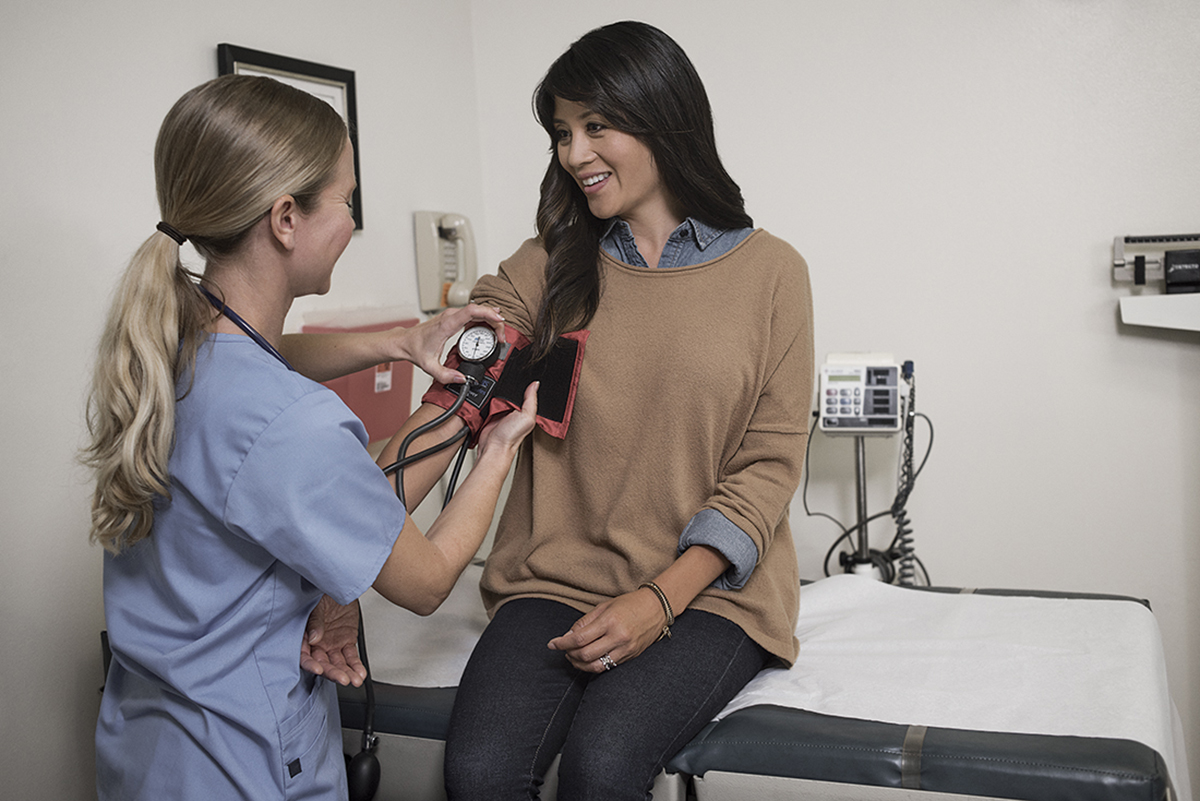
[442,742,491,798]
[554,738,659,801]
[444,737,534,799]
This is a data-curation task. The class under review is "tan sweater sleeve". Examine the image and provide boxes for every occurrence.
[470,239,545,338]
[701,251,814,560]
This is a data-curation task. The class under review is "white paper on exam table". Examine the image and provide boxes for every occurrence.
[722,574,1190,801]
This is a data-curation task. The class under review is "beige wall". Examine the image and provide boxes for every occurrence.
[2,0,1197,798]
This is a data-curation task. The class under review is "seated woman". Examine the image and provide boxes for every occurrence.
[404,21,814,800]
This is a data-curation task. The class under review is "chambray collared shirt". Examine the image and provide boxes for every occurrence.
[600,216,757,590]
[600,217,753,270]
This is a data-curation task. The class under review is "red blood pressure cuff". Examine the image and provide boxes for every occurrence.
[421,324,525,437]
[421,325,587,441]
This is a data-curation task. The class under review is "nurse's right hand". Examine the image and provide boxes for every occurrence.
[301,595,367,687]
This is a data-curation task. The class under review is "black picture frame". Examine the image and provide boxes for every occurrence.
[217,44,363,229]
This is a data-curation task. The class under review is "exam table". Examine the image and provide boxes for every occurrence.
[342,564,1190,800]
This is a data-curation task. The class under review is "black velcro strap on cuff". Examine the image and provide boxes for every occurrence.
[493,336,580,426]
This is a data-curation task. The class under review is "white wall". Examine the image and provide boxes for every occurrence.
[470,0,1200,794]
[0,1,483,798]
[2,0,1197,798]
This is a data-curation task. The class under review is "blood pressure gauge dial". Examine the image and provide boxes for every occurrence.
[457,324,500,364]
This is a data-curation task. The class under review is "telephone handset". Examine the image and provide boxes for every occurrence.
[414,211,477,313]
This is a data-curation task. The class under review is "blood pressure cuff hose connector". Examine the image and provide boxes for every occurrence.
[421,324,588,441]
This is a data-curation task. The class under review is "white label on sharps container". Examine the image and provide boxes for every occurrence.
[375,363,393,393]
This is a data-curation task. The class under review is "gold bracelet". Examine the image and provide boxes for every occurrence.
[639,581,674,640]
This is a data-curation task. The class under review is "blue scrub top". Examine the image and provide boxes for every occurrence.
[96,334,404,800]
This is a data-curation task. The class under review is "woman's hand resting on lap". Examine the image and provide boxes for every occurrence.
[547,586,668,673]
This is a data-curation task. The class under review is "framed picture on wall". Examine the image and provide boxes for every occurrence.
[217,44,363,229]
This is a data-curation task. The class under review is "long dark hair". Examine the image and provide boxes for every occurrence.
[530,20,753,358]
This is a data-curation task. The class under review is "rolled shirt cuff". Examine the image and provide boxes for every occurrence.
[678,509,758,590]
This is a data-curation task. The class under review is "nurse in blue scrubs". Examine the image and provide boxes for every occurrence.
[82,74,537,801]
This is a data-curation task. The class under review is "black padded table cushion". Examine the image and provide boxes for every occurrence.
[668,705,1172,801]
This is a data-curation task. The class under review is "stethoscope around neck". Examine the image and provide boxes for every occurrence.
[197,284,295,371]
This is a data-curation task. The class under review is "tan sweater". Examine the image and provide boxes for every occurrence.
[472,230,813,664]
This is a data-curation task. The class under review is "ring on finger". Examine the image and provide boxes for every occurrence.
[599,653,616,671]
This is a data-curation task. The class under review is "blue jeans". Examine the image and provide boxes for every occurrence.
[443,598,768,800]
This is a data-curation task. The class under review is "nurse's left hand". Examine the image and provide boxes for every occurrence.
[301,596,367,687]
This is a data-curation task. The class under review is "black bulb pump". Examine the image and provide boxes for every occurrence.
[347,746,380,801]
[347,615,380,801]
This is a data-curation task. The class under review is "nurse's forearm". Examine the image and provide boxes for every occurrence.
[279,330,395,382]
[372,429,517,615]
[280,305,506,383]
[376,402,467,512]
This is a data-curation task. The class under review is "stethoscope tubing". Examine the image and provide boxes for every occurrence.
[197,284,295,371]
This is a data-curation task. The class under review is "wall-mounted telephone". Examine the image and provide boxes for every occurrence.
[414,211,477,314]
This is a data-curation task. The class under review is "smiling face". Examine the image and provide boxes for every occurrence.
[553,98,679,231]
[290,138,357,297]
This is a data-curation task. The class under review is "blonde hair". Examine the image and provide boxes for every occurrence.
[83,74,347,553]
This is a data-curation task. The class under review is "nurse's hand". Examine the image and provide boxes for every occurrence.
[547,588,666,673]
[395,303,506,386]
[475,381,538,457]
[301,596,367,687]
